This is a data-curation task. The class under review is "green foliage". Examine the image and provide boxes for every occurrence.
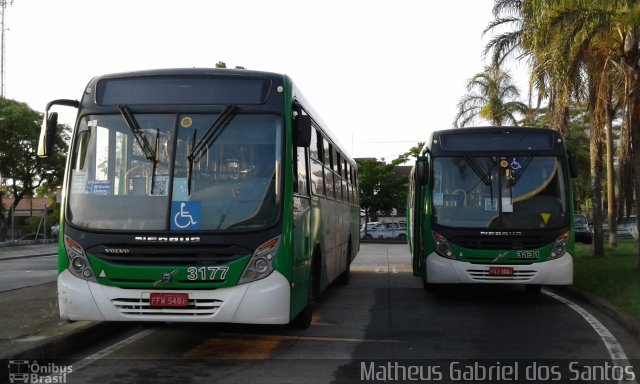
[0,98,69,225]
[356,158,408,221]
[394,142,425,165]
[574,241,640,320]
[485,0,640,259]
[454,65,528,128]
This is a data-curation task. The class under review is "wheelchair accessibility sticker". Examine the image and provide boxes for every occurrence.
[171,201,201,230]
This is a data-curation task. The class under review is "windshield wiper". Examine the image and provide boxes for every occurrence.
[187,105,238,194]
[462,153,493,186]
[119,105,160,193]
[118,105,156,161]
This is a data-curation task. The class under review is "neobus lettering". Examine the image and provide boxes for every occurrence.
[134,236,201,243]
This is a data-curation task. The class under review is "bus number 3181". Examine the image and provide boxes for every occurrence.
[187,266,229,281]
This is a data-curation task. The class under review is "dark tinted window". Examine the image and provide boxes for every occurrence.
[97,76,271,105]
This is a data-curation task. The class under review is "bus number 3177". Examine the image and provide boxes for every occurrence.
[187,266,229,281]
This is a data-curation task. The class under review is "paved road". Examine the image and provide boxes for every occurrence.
[0,255,57,292]
[28,244,640,383]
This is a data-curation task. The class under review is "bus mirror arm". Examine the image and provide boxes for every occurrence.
[567,150,578,178]
[294,115,312,147]
[38,99,79,158]
[417,159,429,185]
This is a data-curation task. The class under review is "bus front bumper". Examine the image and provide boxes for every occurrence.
[425,252,573,285]
[58,269,291,323]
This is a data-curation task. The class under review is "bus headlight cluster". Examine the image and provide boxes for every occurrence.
[64,235,97,282]
[549,232,569,260]
[238,236,281,284]
[432,231,454,259]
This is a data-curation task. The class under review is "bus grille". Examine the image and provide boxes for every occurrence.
[466,269,537,281]
[112,298,223,317]
[89,244,251,266]
[452,237,550,250]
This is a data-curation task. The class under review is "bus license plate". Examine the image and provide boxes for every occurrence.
[149,293,189,307]
[489,267,514,276]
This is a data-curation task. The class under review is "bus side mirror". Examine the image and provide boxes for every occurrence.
[416,159,429,185]
[37,112,58,158]
[568,150,578,178]
[294,115,312,147]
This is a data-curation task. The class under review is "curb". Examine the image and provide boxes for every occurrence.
[0,252,58,261]
[0,321,130,377]
[360,239,406,244]
[550,285,640,342]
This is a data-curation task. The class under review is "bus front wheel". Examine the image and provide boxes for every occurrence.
[289,252,320,329]
[335,239,352,286]
[422,274,436,292]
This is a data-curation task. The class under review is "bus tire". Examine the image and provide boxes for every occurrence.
[289,300,313,329]
[289,250,320,329]
[335,239,352,286]
[422,274,436,292]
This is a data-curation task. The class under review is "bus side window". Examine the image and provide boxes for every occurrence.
[310,127,325,196]
[294,146,309,196]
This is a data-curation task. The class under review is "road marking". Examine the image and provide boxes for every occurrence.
[374,264,398,273]
[59,328,157,375]
[543,289,637,384]
[185,332,401,359]
[215,332,401,344]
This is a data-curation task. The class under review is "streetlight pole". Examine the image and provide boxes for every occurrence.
[0,0,13,98]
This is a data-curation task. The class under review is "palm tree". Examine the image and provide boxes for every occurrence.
[453,65,528,127]
[535,0,640,256]
[484,0,640,257]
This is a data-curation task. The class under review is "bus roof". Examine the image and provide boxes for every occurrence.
[88,67,285,83]
[81,68,355,164]
[425,126,566,157]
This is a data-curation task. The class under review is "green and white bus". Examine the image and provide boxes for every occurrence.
[38,68,359,328]
[407,127,577,292]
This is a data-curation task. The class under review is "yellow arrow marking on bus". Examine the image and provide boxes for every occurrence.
[541,213,551,224]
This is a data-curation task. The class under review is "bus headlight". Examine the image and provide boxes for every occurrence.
[432,231,454,259]
[64,235,97,282]
[238,236,280,284]
[549,232,569,260]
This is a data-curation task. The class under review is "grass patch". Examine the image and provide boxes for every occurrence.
[573,240,640,320]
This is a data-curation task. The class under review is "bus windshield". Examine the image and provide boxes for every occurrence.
[432,155,568,230]
[67,112,282,231]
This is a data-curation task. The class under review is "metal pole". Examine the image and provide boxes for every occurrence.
[0,0,12,98]
[10,205,14,241]
[1,0,6,97]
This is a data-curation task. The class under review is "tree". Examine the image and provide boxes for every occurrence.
[215,61,246,69]
[395,142,426,165]
[356,158,408,230]
[0,98,68,240]
[453,65,528,127]
[484,0,640,258]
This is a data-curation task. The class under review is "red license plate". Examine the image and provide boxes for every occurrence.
[149,293,189,307]
[489,266,514,276]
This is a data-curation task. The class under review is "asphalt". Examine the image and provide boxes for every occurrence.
[1,241,640,370]
[0,241,124,376]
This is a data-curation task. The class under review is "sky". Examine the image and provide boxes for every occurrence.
[5,0,529,163]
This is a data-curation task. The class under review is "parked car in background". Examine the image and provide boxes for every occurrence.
[601,215,638,239]
[573,214,593,244]
[367,222,407,240]
[360,222,378,238]
[617,216,638,239]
